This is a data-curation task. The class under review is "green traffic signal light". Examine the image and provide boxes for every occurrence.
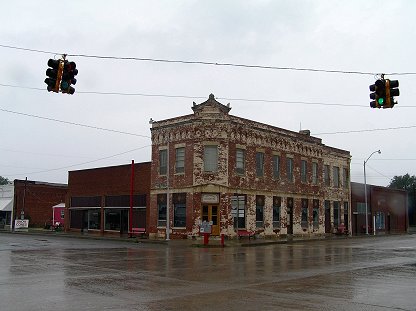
[378,97,384,105]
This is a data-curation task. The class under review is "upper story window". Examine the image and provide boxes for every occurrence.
[312,162,318,184]
[301,160,307,183]
[236,148,245,175]
[273,155,280,179]
[204,145,218,172]
[159,149,167,175]
[175,147,185,174]
[343,167,349,188]
[256,152,264,177]
[333,166,340,188]
[324,165,330,186]
[287,157,294,182]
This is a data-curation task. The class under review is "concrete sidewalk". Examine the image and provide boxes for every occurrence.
[0,227,352,248]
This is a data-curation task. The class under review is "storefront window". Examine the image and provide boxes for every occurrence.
[105,209,121,231]
[301,198,308,228]
[333,201,340,227]
[256,195,264,228]
[232,195,246,229]
[376,212,385,230]
[88,210,101,230]
[173,193,186,228]
[174,204,186,227]
[157,194,167,227]
[313,199,319,229]
[273,196,281,228]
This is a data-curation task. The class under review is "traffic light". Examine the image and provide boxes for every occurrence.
[60,61,78,94]
[384,79,400,108]
[369,79,386,108]
[44,59,63,93]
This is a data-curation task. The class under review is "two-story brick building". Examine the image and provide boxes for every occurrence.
[149,94,351,239]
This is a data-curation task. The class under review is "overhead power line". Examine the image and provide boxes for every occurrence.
[1,107,416,138]
[314,125,416,135]
[0,108,150,139]
[4,145,151,178]
[1,83,416,109]
[1,43,415,76]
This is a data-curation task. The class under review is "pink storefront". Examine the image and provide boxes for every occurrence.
[52,203,65,227]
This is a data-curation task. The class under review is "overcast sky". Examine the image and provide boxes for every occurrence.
[1,0,415,186]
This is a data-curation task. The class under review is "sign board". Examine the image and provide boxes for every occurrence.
[15,219,29,229]
[231,210,245,217]
[202,193,219,204]
[200,221,212,233]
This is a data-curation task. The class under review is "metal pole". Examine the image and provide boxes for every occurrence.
[166,141,170,241]
[22,177,27,220]
[236,195,239,236]
[129,160,134,237]
[364,161,368,235]
[363,150,381,235]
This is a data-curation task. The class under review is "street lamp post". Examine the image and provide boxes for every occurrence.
[364,150,381,235]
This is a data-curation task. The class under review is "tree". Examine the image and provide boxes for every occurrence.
[388,173,416,190]
[0,176,11,185]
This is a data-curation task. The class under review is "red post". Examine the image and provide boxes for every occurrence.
[203,233,210,245]
[129,160,134,237]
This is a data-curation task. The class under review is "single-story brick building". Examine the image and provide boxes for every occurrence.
[350,182,407,235]
[65,162,151,235]
[13,179,67,228]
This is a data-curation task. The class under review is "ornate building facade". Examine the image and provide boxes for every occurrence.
[149,94,351,239]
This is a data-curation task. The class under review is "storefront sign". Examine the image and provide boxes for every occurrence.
[201,193,219,204]
[15,219,29,229]
[200,221,212,233]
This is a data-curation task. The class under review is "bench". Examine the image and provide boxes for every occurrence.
[131,227,146,238]
[237,229,255,240]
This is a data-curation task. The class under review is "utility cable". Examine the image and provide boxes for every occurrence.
[4,145,151,178]
[2,82,416,109]
[313,125,416,135]
[0,108,151,139]
[1,43,415,76]
[2,107,416,138]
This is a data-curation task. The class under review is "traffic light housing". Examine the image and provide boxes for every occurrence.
[385,79,400,108]
[44,59,63,93]
[369,79,386,108]
[61,61,78,95]
[370,78,400,109]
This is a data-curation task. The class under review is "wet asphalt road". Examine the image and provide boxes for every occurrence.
[0,234,415,311]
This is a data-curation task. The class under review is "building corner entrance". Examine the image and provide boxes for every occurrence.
[202,205,219,235]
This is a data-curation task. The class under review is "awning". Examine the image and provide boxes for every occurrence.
[52,203,65,208]
[0,198,13,212]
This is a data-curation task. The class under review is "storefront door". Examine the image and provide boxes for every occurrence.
[202,205,219,235]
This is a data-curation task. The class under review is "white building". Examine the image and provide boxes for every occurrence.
[0,184,14,231]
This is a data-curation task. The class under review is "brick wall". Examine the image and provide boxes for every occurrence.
[149,95,351,238]
[14,180,67,227]
[66,162,151,232]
